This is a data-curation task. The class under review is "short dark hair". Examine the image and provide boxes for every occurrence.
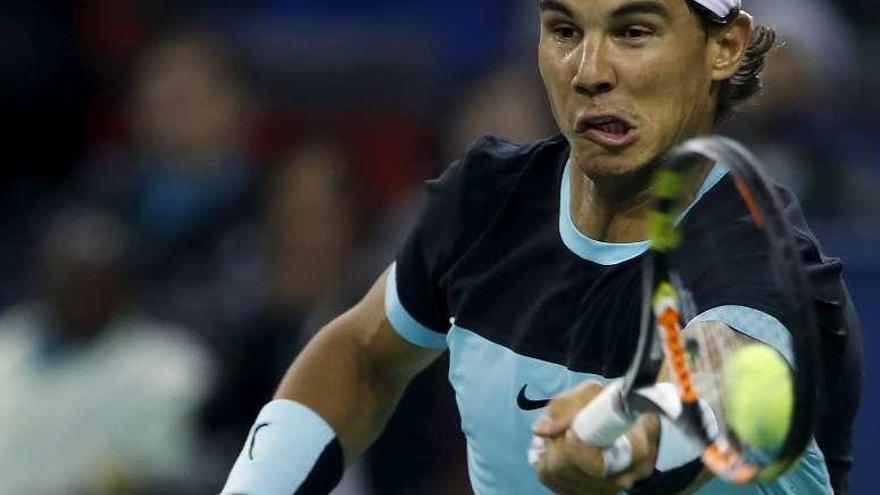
[687,1,777,121]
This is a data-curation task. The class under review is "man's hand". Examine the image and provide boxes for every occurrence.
[530,381,660,494]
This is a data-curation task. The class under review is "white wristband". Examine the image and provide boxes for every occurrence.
[219,400,342,495]
[602,435,634,476]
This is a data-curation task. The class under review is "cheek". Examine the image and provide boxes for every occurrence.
[538,45,561,93]
[538,44,574,130]
[628,52,712,133]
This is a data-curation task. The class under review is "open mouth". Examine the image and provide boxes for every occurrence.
[575,115,639,148]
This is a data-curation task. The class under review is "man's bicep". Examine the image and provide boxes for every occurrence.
[346,267,444,385]
[275,267,442,404]
[273,268,443,462]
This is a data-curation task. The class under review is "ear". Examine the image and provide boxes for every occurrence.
[708,12,753,82]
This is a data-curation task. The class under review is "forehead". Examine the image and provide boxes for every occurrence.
[539,0,691,19]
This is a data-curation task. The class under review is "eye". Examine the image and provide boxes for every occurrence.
[618,25,654,41]
[552,24,580,42]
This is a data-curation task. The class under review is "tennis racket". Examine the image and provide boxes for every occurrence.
[568,136,821,484]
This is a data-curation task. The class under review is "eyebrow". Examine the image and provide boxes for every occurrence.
[539,0,575,18]
[611,0,671,20]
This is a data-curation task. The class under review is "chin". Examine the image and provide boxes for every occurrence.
[570,141,658,180]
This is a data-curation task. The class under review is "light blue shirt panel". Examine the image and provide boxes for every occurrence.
[446,324,607,495]
[446,324,831,495]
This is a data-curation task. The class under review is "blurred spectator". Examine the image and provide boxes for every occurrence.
[0,2,86,308]
[443,65,556,162]
[202,137,362,436]
[78,30,264,339]
[716,0,880,218]
[263,139,363,323]
[722,39,880,218]
[200,138,373,493]
[748,0,859,85]
[0,207,214,495]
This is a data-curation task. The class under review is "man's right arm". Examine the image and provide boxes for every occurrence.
[220,268,443,494]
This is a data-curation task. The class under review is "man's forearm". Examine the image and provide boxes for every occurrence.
[274,311,413,463]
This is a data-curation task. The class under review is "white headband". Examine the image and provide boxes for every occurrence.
[692,0,741,18]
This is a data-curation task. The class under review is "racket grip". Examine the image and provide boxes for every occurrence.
[571,381,634,447]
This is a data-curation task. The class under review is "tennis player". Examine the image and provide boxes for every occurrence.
[220,0,862,494]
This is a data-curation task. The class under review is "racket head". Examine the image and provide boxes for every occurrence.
[629,136,821,483]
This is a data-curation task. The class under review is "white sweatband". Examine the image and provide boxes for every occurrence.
[220,400,344,495]
[527,434,634,478]
[692,0,741,18]
[602,436,634,476]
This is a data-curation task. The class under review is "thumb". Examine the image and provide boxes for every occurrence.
[531,414,567,437]
[533,381,605,437]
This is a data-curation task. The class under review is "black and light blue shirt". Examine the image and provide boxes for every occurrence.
[385,135,858,494]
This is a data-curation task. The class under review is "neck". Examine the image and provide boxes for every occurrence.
[568,158,712,243]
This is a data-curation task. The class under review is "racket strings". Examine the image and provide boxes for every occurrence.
[684,319,744,443]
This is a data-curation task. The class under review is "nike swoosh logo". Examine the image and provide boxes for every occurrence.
[249,422,270,460]
[517,385,551,411]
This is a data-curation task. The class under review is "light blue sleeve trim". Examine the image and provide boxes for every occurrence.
[384,263,448,349]
[691,305,794,365]
[677,163,727,221]
[220,399,337,495]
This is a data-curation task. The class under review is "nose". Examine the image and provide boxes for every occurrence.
[571,36,616,96]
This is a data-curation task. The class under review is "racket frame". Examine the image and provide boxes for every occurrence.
[587,136,821,484]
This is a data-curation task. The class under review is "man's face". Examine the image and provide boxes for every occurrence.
[539,0,717,178]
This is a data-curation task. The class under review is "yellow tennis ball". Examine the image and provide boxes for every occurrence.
[722,344,793,455]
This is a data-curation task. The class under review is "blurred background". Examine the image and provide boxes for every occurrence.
[0,0,876,494]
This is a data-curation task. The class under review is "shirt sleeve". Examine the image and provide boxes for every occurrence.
[689,305,793,364]
[383,158,470,349]
[385,262,448,348]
